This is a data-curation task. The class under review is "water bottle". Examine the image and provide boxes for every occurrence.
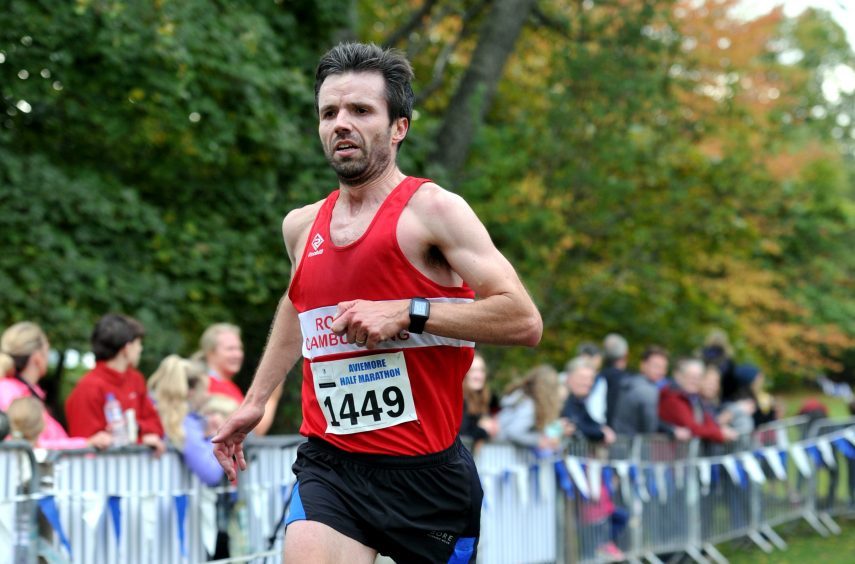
[104,392,129,447]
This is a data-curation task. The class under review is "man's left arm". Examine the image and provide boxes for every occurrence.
[332,186,542,347]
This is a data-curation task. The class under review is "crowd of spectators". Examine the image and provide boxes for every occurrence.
[0,314,262,560]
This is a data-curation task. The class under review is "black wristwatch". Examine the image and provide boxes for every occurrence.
[408,298,430,334]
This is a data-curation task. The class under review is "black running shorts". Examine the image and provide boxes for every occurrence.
[285,436,482,563]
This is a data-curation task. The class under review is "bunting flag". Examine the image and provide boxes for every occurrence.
[722,457,741,486]
[174,494,188,557]
[654,464,668,504]
[82,492,106,564]
[760,447,787,481]
[481,472,495,510]
[108,495,121,543]
[629,465,650,503]
[200,488,218,557]
[565,457,590,500]
[602,466,615,498]
[790,444,812,478]
[586,461,602,503]
[513,465,529,507]
[554,460,575,499]
[538,461,552,502]
[805,445,823,467]
[140,494,158,558]
[775,428,790,450]
[832,437,855,459]
[844,428,855,448]
[613,461,631,503]
[674,463,686,491]
[644,467,658,501]
[741,453,766,484]
[38,495,71,555]
[816,438,837,468]
[697,459,711,495]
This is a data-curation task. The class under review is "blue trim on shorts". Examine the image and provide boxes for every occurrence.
[447,536,475,563]
[285,482,306,525]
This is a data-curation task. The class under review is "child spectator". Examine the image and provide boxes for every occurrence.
[7,396,45,443]
[497,364,566,452]
[66,314,165,456]
[149,355,225,485]
[460,352,499,449]
[1,321,109,449]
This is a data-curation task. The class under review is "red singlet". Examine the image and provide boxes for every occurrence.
[288,177,475,455]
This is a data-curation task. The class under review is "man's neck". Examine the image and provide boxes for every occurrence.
[106,357,129,373]
[338,166,405,204]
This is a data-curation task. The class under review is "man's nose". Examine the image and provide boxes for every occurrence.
[334,110,352,133]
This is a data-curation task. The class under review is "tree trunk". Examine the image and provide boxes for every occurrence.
[430,0,537,177]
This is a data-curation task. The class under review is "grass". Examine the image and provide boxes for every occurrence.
[716,389,855,563]
[719,517,855,563]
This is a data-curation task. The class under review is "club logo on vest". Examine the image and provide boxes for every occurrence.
[308,233,324,257]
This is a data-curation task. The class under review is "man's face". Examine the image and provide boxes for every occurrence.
[677,363,703,394]
[317,71,407,185]
[125,338,143,368]
[209,331,244,379]
[641,354,668,382]
[567,366,595,398]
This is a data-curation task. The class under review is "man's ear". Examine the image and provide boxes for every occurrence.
[391,117,409,146]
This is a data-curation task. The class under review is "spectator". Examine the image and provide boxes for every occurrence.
[0,409,8,441]
[589,333,629,428]
[194,324,280,436]
[699,364,755,435]
[701,329,738,401]
[659,358,738,443]
[612,346,691,440]
[460,352,499,450]
[561,357,615,444]
[7,396,44,443]
[576,342,603,373]
[66,314,166,456]
[733,364,779,427]
[148,355,225,486]
[497,364,566,452]
[0,321,109,449]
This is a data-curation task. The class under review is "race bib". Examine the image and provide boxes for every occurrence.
[311,352,418,435]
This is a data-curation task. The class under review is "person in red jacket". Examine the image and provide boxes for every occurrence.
[66,314,166,456]
[658,358,738,443]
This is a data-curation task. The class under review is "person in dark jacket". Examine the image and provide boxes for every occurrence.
[561,357,615,444]
[460,352,499,448]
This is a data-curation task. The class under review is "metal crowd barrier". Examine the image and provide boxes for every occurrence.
[2,416,854,564]
[807,417,855,535]
[1,440,40,564]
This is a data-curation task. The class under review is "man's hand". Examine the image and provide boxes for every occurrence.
[87,431,113,450]
[211,402,265,482]
[602,426,616,445]
[331,299,409,349]
[141,433,167,458]
[673,426,692,442]
[722,426,740,442]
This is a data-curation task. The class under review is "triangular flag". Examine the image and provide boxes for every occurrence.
[587,461,602,503]
[740,453,766,484]
[790,444,812,478]
[38,496,71,555]
[564,457,590,500]
[816,439,836,468]
[761,448,787,481]
[108,496,121,543]
[174,494,188,557]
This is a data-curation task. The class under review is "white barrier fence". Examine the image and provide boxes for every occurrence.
[1,417,854,564]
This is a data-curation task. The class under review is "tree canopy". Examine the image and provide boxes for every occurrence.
[2,0,853,430]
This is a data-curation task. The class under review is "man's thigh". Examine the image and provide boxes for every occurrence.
[284,520,377,564]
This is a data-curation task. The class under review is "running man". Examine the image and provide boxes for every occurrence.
[212,42,542,564]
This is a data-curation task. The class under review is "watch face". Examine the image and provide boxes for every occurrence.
[412,300,429,316]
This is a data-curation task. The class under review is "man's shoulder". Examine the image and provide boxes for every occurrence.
[407,181,470,218]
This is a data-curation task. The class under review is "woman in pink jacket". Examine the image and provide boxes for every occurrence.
[0,321,111,450]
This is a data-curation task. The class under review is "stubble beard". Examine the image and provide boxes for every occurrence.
[325,137,394,187]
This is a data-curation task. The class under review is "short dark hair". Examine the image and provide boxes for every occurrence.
[641,345,669,362]
[315,42,415,126]
[91,314,144,361]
